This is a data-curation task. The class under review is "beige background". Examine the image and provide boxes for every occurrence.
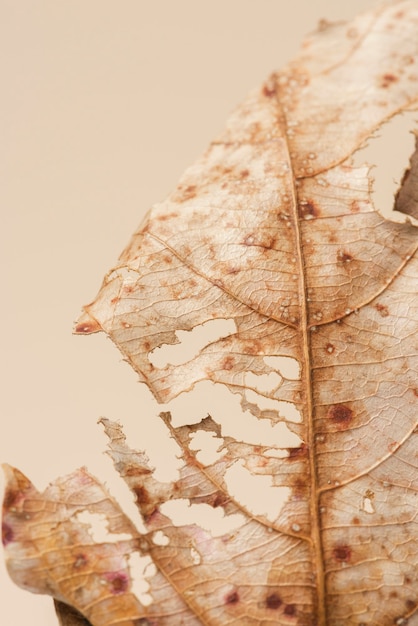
[0,0,406,623]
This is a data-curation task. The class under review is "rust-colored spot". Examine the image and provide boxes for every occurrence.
[144,508,159,524]
[328,404,353,427]
[240,169,250,178]
[380,73,399,88]
[1,522,13,546]
[3,488,22,510]
[262,83,276,98]
[105,571,129,594]
[388,441,398,453]
[413,389,418,398]
[157,211,179,221]
[124,466,152,477]
[350,200,361,212]
[325,343,335,354]
[333,544,352,562]
[73,553,88,569]
[287,443,308,461]
[299,199,320,219]
[243,233,256,246]
[338,250,353,263]
[74,320,101,334]
[133,485,151,505]
[390,591,399,599]
[212,492,230,508]
[405,576,413,585]
[292,477,307,499]
[266,593,282,610]
[225,590,239,605]
[352,516,360,525]
[182,185,197,200]
[375,303,389,317]
[406,599,416,611]
[284,604,297,616]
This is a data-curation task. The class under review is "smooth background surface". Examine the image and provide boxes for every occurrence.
[0,0,406,623]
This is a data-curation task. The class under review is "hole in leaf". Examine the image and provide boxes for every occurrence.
[245,371,283,393]
[244,389,302,425]
[263,356,301,380]
[75,511,132,543]
[149,319,236,367]
[129,552,154,606]
[168,381,302,445]
[190,547,201,564]
[362,490,375,514]
[225,461,291,522]
[352,110,417,223]
[160,500,245,536]
[152,531,170,546]
[189,430,224,464]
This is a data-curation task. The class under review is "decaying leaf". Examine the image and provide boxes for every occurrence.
[3,2,418,625]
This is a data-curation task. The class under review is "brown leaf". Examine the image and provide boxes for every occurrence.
[4,2,418,625]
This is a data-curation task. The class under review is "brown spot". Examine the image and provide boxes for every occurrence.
[262,81,276,98]
[110,296,119,305]
[413,389,418,398]
[225,590,239,605]
[133,485,151,505]
[243,233,256,246]
[74,320,101,334]
[174,185,197,202]
[73,553,88,569]
[380,73,399,88]
[1,522,13,546]
[406,599,416,611]
[156,211,179,221]
[287,443,308,461]
[405,576,413,585]
[124,466,152,477]
[328,404,353,427]
[375,303,389,317]
[284,604,297,617]
[105,571,129,594]
[388,441,398,453]
[333,544,352,562]
[338,250,353,264]
[292,477,307,499]
[352,517,360,525]
[144,508,159,524]
[350,200,361,212]
[266,593,282,610]
[325,343,335,354]
[212,493,230,508]
[240,169,250,178]
[299,199,320,219]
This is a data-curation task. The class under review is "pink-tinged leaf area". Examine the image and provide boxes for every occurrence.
[4,1,418,625]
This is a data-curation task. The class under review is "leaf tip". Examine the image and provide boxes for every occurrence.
[73,313,101,335]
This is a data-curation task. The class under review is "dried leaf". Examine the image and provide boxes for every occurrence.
[3,2,418,625]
